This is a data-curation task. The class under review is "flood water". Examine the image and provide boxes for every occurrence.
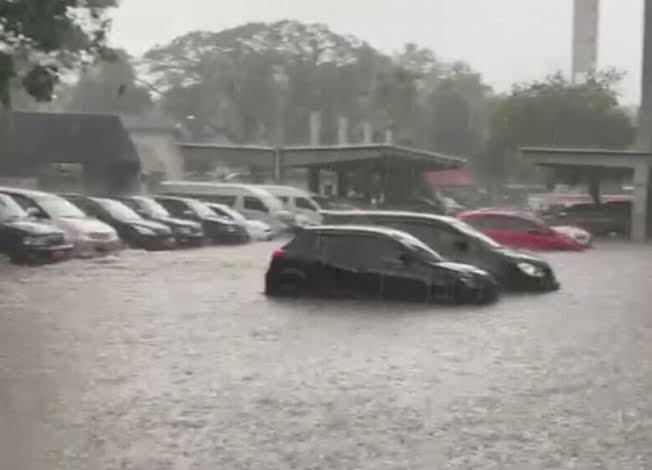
[1,242,651,469]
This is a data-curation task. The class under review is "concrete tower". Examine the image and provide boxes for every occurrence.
[572,0,600,83]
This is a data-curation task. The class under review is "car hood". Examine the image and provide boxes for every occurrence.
[55,217,116,236]
[152,215,201,229]
[128,219,171,234]
[203,216,240,227]
[436,261,492,277]
[494,247,549,265]
[2,218,62,235]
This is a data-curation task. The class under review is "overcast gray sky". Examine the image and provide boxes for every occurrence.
[110,0,644,104]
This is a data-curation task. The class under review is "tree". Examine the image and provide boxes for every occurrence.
[486,71,636,184]
[66,49,152,115]
[0,0,115,108]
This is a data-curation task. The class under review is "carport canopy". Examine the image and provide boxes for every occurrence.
[521,146,652,241]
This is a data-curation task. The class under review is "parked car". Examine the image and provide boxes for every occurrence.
[204,202,273,241]
[260,185,323,225]
[158,181,296,235]
[153,196,249,244]
[322,210,560,292]
[116,195,205,247]
[265,225,499,304]
[61,195,175,251]
[0,187,121,258]
[541,201,630,237]
[0,194,73,264]
[459,209,585,251]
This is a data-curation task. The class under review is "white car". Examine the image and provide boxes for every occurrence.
[551,225,593,247]
[205,202,273,241]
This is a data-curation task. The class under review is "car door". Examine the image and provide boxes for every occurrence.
[375,240,431,303]
[501,216,557,250]
[465,214,520,247]
[318,234,383,299]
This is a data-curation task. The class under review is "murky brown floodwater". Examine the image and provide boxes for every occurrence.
[1,241,651,469]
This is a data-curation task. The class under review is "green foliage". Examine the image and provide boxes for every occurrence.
[141,21,493,151]
[486,71,636,181]
[66,50,152,115]
[0,0,115,107]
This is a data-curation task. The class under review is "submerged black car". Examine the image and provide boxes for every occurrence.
[61,194,175,250]
[265,225,498,305]
[321,211,560,292]
[0,194,73,264]
[154,196,249,244]
[116,196,205,247]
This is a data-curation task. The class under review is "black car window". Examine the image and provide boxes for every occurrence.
[6,193,40,213]
[296,197,319,211]
[244,196,268,212]
[378,220,461,255]
[157,199,189,217]
[0,195,27,221]
[284,231,319,254]
[204,195,237,206]
[320,234,398,269]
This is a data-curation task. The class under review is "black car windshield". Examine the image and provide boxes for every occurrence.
[211,204,246,223]
[397,233,444,263]
[0,195,27,221]
[449,218,502,248]
[96,198,143,222]
[187,199,216,218]
[136,198,170,218]
[37,196,87,218]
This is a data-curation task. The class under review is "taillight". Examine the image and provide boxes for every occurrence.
[271,249,285,259]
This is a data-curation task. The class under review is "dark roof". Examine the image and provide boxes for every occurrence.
[304,224,418,239]
[1,111,140,172]
[321,209,458,224]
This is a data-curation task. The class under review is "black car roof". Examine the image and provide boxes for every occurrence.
[303,224,419,239]
[321,209,458,224]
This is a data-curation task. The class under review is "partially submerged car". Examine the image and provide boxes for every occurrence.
[322,210,560,292]
[61,195,175,251]
[459,209,584,252]
[0,194,73,264]
[116,195,205,247]
[0,187,120,258]
[265,225,499,305]
[204,202,273,241]
[154,196,250,244]
[541,201,629,238]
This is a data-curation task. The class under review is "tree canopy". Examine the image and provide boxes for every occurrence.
[486,71,636,182]
[0,0,115,107]
[141,21,493,151]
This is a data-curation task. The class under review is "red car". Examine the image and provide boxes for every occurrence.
[459,209,584,251]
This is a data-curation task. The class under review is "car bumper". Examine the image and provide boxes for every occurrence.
[74,239,123,258]
[502,271,560,292]
[137,235,177,251]
[174,233,206,247]
[17,244,74,264]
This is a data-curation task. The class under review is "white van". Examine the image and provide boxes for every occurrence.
[158,181,296,234]
[260,185,323,225]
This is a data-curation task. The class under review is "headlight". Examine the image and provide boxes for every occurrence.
[134,226,156,236]
[174,226,191,235]
[517,262,545,278]
[23,236,49,246]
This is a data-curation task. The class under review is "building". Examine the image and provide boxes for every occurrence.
[572,0,600,83]
[0,111,141,194]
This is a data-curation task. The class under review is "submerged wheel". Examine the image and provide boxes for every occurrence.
[267,276,305,297]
